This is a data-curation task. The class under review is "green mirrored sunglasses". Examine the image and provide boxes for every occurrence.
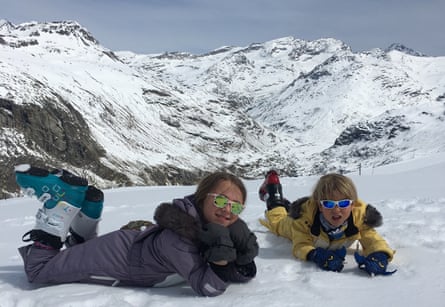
[207,193,245,215]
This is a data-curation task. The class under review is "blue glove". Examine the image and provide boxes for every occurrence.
[309,247,346,272]
[354,252,397,276]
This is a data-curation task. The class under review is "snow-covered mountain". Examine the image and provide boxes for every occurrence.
[1,20,444,195]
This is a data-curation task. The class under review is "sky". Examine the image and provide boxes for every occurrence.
[1,0,444,56]
[1,153,445,306]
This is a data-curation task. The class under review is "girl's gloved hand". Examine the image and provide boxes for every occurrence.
[199,223,237,263]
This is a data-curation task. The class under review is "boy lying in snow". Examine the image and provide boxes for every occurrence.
[259,170,396,276]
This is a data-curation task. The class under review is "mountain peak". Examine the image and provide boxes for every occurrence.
[0,20,99,48]
[0,19,15,33]
[385,43,426,57]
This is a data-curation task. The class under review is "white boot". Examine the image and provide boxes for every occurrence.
[22,200,82,249]
[16,164,88,249]
[35,201,81,242]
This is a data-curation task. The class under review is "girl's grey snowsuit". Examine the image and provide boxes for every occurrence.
[18,195,254,297]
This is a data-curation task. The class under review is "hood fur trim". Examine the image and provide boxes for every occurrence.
[288,196,310,219]
[364,204,383,227]
[154,202,200,242]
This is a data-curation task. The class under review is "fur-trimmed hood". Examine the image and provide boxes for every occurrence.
[153,195,202,243]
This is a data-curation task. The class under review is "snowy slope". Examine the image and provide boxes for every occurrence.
[0,154,444,306]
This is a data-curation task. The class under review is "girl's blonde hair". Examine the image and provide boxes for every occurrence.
[312,173,358,202]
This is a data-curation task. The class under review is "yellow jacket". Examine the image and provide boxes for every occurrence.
[260,198,394,261]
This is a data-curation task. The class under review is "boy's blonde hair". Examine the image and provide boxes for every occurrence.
[312,173,358,202]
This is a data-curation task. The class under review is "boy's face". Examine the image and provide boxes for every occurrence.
[318,190,353,228]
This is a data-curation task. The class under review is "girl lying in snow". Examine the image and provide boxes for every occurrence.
[15,164,258,297]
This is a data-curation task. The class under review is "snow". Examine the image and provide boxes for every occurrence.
[1,154,445,306]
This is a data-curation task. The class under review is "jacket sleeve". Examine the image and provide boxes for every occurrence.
[359,224,395,261]
[290,217,317,260]
[209,261,257,283]
[353,201,395,261]
[155,229,229,297]
[260,206,315,260]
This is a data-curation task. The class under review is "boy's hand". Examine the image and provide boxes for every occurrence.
[309,247,346,272]
[354,252,397,276]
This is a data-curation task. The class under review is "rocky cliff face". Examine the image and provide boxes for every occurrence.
[1,20,444,197]
[0,97,130,197]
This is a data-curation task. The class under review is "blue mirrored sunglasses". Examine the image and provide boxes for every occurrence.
[208,193,245,215]
[320,199,353,209]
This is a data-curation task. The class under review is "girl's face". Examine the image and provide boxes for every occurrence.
[202,179,244,227]
[318,190,353,228]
